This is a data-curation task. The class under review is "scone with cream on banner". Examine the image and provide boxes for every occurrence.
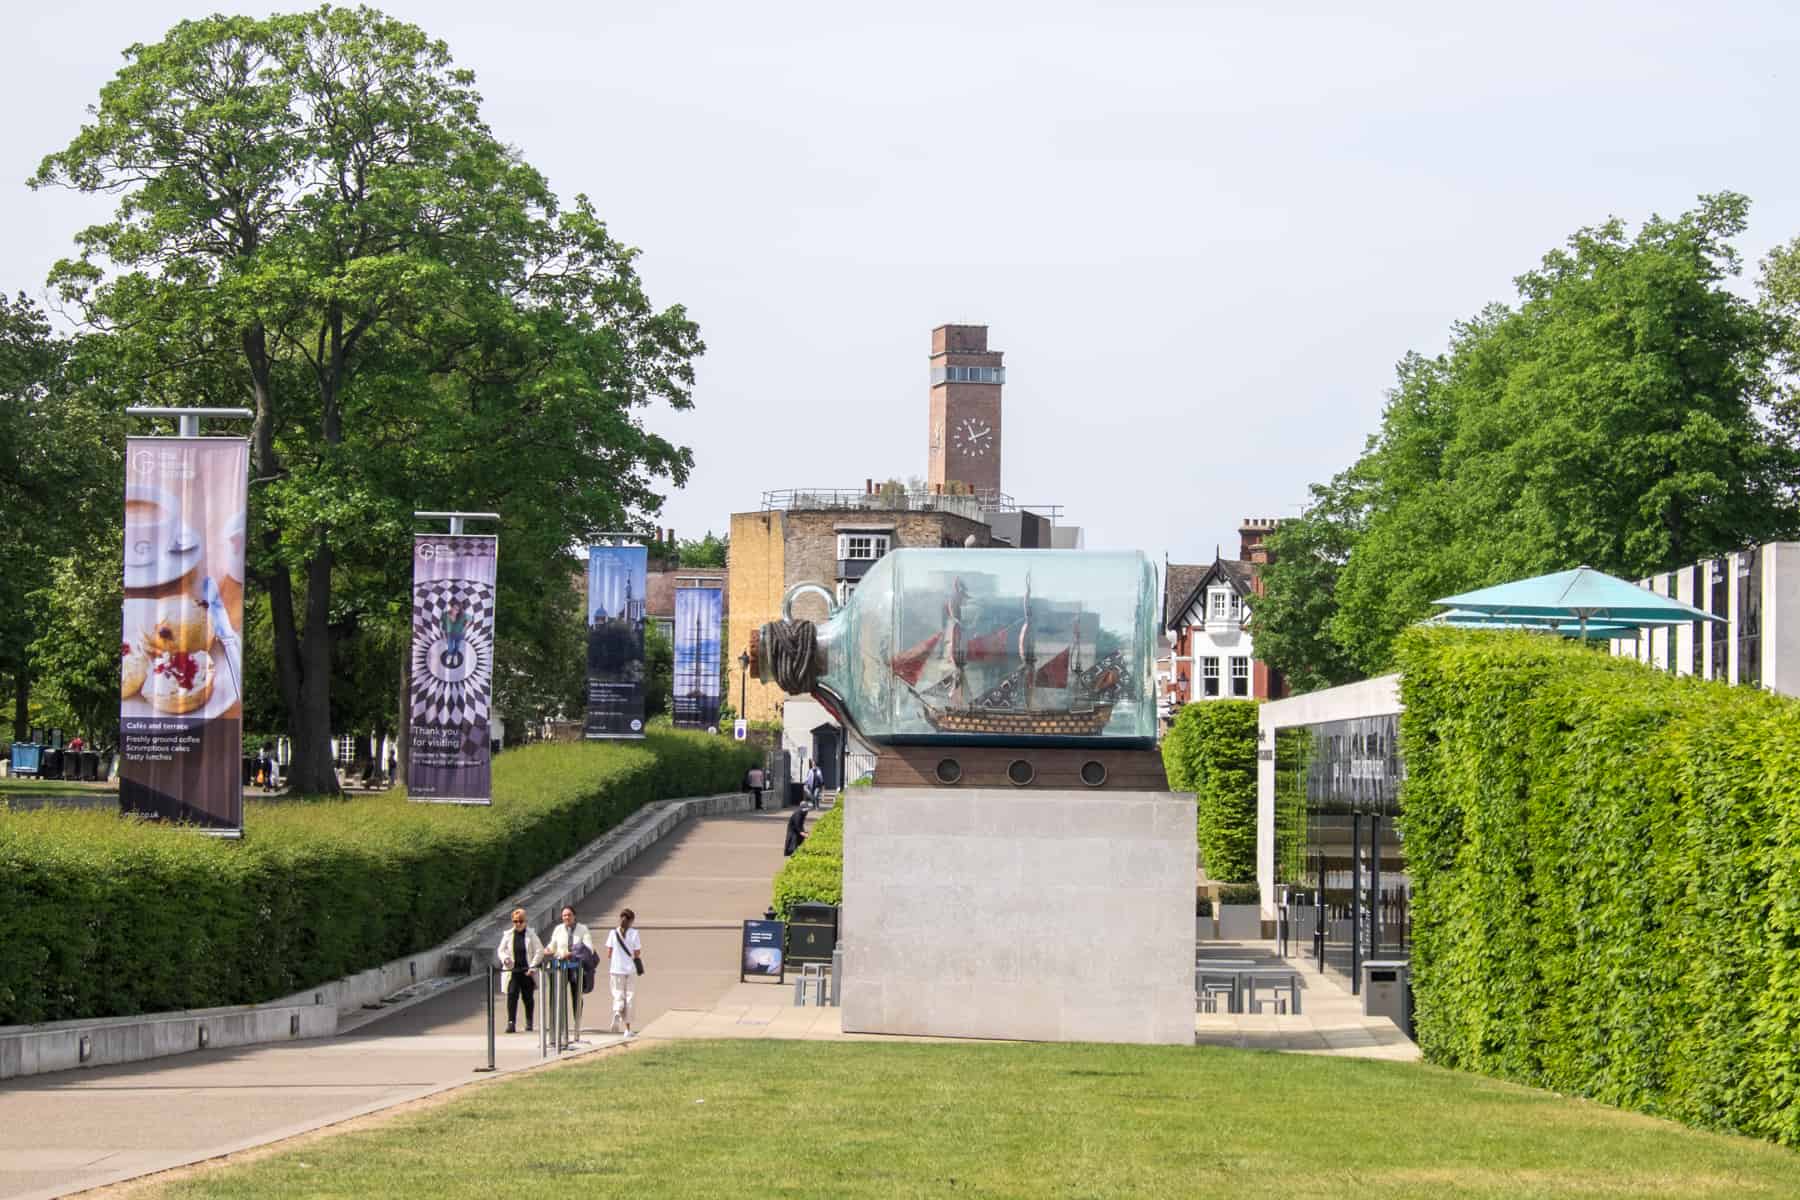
[144,594,211,654]
[121,638,151,699]
[143,650,214,715]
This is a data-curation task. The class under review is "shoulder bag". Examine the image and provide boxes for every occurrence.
[614,929,645,976]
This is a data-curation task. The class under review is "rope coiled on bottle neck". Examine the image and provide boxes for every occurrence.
[764,620,821,694]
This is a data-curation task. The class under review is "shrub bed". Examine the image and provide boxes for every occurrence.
[771,800,843,919]
[1396,628,1800,1145]
[0,731,755,1025]
[1161,700,1258,882]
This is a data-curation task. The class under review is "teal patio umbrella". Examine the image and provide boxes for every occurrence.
[1422,609,1638,640]
[1434,565,1723,639]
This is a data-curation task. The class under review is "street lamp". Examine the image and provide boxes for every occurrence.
[738,649,750,720]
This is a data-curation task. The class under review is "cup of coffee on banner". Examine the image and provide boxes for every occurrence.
[124,484,180,570]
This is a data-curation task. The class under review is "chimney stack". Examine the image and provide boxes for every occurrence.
[1238,517,1279,564]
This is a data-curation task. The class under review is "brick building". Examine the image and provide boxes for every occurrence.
[726,323,1078,787]
[1162,518,1286,714]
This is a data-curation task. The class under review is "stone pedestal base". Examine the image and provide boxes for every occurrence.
[841,787,1195,1045]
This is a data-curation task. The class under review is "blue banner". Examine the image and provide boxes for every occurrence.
[673,585,723,731]
[585,545,648,738]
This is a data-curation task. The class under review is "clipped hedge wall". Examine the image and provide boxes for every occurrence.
[771,800,843,919]
[0,731,756,1025]
[1397,628,1800,1145]
[1161,700,1258,882]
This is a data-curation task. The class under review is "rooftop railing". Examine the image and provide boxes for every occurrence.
[760,487,1063,522]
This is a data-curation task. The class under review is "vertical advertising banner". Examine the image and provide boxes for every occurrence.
[120,437,248,832]
[585,544,647,738]
[673,584,724,730]
[407,534,498,804]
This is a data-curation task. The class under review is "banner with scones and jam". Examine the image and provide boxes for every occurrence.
[406,533,498,804]
[120,436,248,833]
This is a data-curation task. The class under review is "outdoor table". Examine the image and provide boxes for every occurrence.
[1238,969,1302,1015]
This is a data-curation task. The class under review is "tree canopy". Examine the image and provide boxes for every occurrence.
[32,6,702,786]
[1257,193,1800,688]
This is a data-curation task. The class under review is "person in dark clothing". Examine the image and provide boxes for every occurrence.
[784,805,808,857]
[497,908,544,1033]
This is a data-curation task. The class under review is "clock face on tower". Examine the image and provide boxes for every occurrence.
[952,416,994,457]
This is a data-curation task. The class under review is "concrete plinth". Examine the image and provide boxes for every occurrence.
[841,787,1194,1045]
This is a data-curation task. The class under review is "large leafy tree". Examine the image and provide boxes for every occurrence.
[1257,193,1799,686]
[0,299,123,741]
[34,7,701,791]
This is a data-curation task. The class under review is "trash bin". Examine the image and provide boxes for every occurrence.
[1361,959,1412,1035]
[787,903,839,966]
[81,751,101,781]
[786,781,804,809]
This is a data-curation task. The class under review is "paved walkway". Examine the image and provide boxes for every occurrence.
[641,940,1419,1060]
[0,807,794,1200]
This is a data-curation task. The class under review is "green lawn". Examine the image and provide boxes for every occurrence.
[153,1041,1800,1199]
[0,776,115,798]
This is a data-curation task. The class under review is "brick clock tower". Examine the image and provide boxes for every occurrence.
[927,324,1004,497]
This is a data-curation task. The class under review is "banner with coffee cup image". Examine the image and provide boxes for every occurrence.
[407,533,497,804]
[120,436,248,832]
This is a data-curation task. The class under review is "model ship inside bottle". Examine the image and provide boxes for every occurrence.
[750,549,1157,748]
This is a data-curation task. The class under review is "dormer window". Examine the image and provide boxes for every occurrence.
[1210,589,1229,620]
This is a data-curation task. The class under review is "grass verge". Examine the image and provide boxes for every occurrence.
[0,776,116,797]
[143,1040,1800,1199]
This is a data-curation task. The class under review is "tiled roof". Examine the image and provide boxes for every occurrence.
[1164,557,1262,629]
[1164,563,1208,630]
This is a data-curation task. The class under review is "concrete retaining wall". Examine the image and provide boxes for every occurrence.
[0,790,751,1080]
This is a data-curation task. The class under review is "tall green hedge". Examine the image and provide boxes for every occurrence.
[1397,628,1800,1145]
[1161,700,1258,882]
[771,800,843,919]
[0,731,755,1025]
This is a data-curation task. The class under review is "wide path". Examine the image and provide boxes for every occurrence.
[0,807,792,1200]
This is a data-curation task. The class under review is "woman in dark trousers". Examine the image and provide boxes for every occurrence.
[784,805,808,857]
[496,908,544,1032]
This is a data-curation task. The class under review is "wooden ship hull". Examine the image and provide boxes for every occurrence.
[921,703,1115,738]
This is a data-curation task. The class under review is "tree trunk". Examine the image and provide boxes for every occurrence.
[283,536,339,795]
[11,670,26,743]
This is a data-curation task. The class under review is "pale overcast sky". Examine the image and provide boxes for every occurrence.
[7,2,1799,565]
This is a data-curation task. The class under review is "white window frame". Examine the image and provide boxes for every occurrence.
[1210,589,1229,620]
[1201,656,1220,697]
[1229,656,1250,697]
[837,533,891,560]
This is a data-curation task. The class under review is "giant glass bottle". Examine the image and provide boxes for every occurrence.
[750,548,1157,747]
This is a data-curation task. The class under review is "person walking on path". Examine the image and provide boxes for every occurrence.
[804,761,824,809]
[541,905,593,1032]
[606,908,644,1038]
[496,908,544,1033]
[744,764,767,811]
[784,805,808,857]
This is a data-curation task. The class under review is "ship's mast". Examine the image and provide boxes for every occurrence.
[1020,572,1036,711]
[946,578,968,708]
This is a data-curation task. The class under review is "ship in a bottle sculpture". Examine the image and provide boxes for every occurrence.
[749,548,1158,753]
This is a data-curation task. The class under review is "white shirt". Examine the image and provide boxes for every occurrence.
[545,921,593,959]
[606,926,641,974]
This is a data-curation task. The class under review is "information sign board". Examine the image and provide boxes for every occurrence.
[740,919,785,983]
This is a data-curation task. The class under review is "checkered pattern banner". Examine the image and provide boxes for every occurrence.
[406,534,497,803]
